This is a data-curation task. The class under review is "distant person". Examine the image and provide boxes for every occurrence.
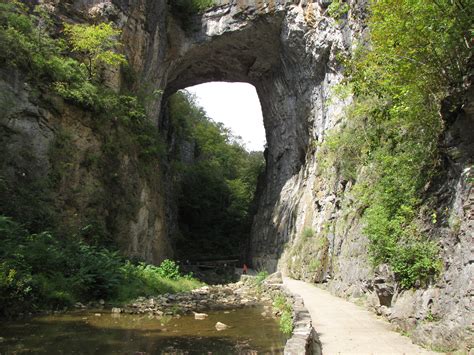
[243,264,248,275]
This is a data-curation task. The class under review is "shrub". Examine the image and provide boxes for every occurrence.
[254,271,269,285]
[309,259,321,273]
[0,216,202,317]
[318,0,472,289]
[327,0,349,20]
[156,259,181,280]
[302,227,315,240]
[273,293,293,336]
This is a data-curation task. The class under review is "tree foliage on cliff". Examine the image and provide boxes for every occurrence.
[0,0,167,234]
[0,1,142,117]
[169,92,264,260]
[169,0,215,19]
[63,22,126,80]
[319,0,472,288]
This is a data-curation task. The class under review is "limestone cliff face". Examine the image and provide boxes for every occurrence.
[1,0,471,350]
[0,59,173,264]
[122,0,470,349]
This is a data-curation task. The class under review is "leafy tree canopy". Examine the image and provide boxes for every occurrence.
[64,22,126,80]
[169,91,265,260]
[319,0,472,288]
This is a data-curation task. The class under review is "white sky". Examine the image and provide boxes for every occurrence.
[186,82,266,152]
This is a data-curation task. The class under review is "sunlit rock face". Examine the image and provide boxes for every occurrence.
[1,0,470,350]
[114,1,471,350]
[128,0,360,271]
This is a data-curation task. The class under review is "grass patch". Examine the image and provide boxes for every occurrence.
[302,227,315,240]
[254,271,269,285]
[273,293,293,336]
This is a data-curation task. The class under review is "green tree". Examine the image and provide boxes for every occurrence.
[168,91,265,260]
[64,22,126,80]
[320,0,472,288]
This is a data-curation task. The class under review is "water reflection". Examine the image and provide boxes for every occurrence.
[0,307,287,354]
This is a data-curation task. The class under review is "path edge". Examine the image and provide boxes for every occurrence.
[282,284,322,355]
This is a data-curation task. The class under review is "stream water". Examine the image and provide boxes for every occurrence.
[0,306,287,354]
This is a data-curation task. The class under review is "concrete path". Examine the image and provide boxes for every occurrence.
[283,277,437,355]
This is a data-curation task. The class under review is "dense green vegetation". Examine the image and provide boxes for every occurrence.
[272,293,293,336]
[169,92,264,260]
[0,216,201,318]
[0,1,202,317]
[0,1,150,121]
[169,0,215,26]
[327,0,350,20]
[0,0,164,235]
[319,0,472,288]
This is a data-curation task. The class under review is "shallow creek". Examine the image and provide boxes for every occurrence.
[0,306,287,354]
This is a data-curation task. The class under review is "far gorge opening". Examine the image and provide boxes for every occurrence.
[164,82,266,279]
[158,3,314,272]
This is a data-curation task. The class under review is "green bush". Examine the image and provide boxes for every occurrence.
[318,0,472,288]
[254,271,269,285]
[327,0,349,20]
[273,293,293,336]
[390,241,441,289]
[302,227,315,240]
[0,216,202,317]
[156,259,181,280]
[279,309,293,335]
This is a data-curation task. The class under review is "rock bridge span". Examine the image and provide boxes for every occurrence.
[112,0,354,270]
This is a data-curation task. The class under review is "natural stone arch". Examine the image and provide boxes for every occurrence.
[158,2,317,268]
[117,0,348,270]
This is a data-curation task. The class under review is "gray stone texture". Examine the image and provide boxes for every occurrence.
[0,0,471,350]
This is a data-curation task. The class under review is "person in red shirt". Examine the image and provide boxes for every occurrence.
[242,264,248,274]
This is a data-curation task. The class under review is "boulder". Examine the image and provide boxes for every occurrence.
[215,322,229,331]
[194,312,208,320]
[264,271,283,285]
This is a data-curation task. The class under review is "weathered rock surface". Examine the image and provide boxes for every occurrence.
[0,0,471,351]
[215,321,229,331]
[193,312,208,320]
[122,281,263,316]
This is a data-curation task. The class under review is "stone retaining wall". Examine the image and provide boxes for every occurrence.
[281,285,322,354]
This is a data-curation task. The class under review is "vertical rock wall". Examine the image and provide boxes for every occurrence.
[0,0,174,264]
[1,0,471,349]
[136,0,471,350]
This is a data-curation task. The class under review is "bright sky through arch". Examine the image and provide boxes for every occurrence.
[186,82,266,152]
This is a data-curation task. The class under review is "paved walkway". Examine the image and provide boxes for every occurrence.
[283,277,437,355]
